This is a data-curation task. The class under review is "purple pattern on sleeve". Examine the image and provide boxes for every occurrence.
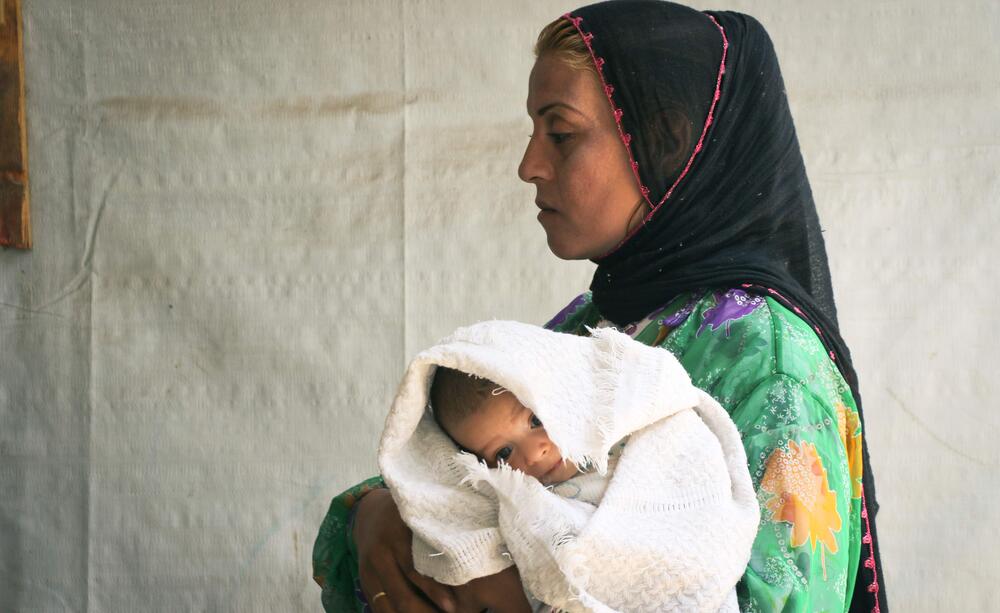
[545,293,590,330]
[697,289,765,337]
[658,293,702,328]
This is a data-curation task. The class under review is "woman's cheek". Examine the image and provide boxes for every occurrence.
[560,156,600,222]
[567,175,617,240]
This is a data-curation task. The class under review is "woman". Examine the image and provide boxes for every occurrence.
[313,2,887,612]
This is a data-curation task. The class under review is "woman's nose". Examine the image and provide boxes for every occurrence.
[517,136,549,184]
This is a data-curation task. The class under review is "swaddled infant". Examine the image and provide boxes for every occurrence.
[430,366,626,612]
[378,321,758,613]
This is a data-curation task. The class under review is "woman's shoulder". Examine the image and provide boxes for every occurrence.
[544,287,847,399]
[664,288,849,407]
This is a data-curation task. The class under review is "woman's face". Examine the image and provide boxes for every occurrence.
[518,55,644,260]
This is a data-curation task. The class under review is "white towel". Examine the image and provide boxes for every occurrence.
[378,321,759,612]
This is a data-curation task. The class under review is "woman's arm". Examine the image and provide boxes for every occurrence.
[728,372,862,613]
[312,476,385,611]
[352,489,459,613]
[314,480,531,613]
[658,291,863,612]
[313,479,456,612]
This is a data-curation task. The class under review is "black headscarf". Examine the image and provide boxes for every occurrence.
[564,2,887,611]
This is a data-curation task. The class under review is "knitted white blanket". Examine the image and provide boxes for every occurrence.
[378,321,759,613]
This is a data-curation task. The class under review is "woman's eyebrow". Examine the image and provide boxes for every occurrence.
[533,102,586,118]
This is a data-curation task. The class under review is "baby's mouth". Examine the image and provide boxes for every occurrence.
[538,459,564,483]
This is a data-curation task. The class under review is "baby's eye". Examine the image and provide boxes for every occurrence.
[530,414,543,428]
[495,446,513,464]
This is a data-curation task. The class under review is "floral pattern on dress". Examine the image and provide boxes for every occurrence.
[659,292,702,328]
[341,481,380,510]
[836,402,864,499]
[697,289,766,337]
[760,440,842,578]
[313,476,386,610]
[544,293,590,330]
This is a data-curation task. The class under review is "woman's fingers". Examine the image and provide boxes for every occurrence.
[358,561,398,613]
[362,552,439,613]
[451,565,532,613]
[353,489,454,612]
[364,586,397,613]
[353,490,424,611]
[401,560,456,612]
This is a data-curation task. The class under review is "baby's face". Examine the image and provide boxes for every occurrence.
[448,391,579,486]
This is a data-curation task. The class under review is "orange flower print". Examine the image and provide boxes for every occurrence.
[343,483,378,510]
[761,440,842,577]
[836,402,864,499]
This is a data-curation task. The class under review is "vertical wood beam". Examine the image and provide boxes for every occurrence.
[0,0,31,249]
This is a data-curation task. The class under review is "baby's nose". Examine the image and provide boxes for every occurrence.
[524,436,552,466]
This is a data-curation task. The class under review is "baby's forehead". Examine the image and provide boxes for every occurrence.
[466,391,518,418]
[482,388,528,411]
[453,391,527,431]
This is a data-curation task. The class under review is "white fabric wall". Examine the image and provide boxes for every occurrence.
[1,1,996,611]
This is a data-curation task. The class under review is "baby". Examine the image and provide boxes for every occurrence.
[430,366,628,612]
[431,366,581,485]
[430,366,617,509]
[378,320,758,612]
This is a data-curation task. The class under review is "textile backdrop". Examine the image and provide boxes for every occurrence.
[1,0,997,611]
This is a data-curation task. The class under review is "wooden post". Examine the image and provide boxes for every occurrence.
[0,0,31,249]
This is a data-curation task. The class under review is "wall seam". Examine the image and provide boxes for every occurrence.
[401,0,409,365]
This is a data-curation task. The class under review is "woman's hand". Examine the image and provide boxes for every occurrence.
[353,488,457,612]
[453,566,533,613]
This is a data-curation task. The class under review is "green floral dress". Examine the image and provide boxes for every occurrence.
[313,289,863,613]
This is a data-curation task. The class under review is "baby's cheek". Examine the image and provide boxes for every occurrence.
[507,456,528,474]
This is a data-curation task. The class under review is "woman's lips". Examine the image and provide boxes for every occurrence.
[536,202,557,222]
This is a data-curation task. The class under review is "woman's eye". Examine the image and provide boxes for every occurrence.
[548,132,572,144]
[530,414,543,428]
[495,446,513,463]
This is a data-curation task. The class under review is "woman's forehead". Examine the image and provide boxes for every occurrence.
[526,56,602,119]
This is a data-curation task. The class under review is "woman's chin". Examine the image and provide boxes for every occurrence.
[545,233,592,261]
[548,245,579,260]
[546,239,605,262]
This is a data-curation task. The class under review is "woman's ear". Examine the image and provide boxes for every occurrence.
[644,107,693,182]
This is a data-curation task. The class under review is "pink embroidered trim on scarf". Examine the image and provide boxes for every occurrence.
[741,283,882,611]
[861,490,881,613]
[563,13,729,257]
[658,15,728,210]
